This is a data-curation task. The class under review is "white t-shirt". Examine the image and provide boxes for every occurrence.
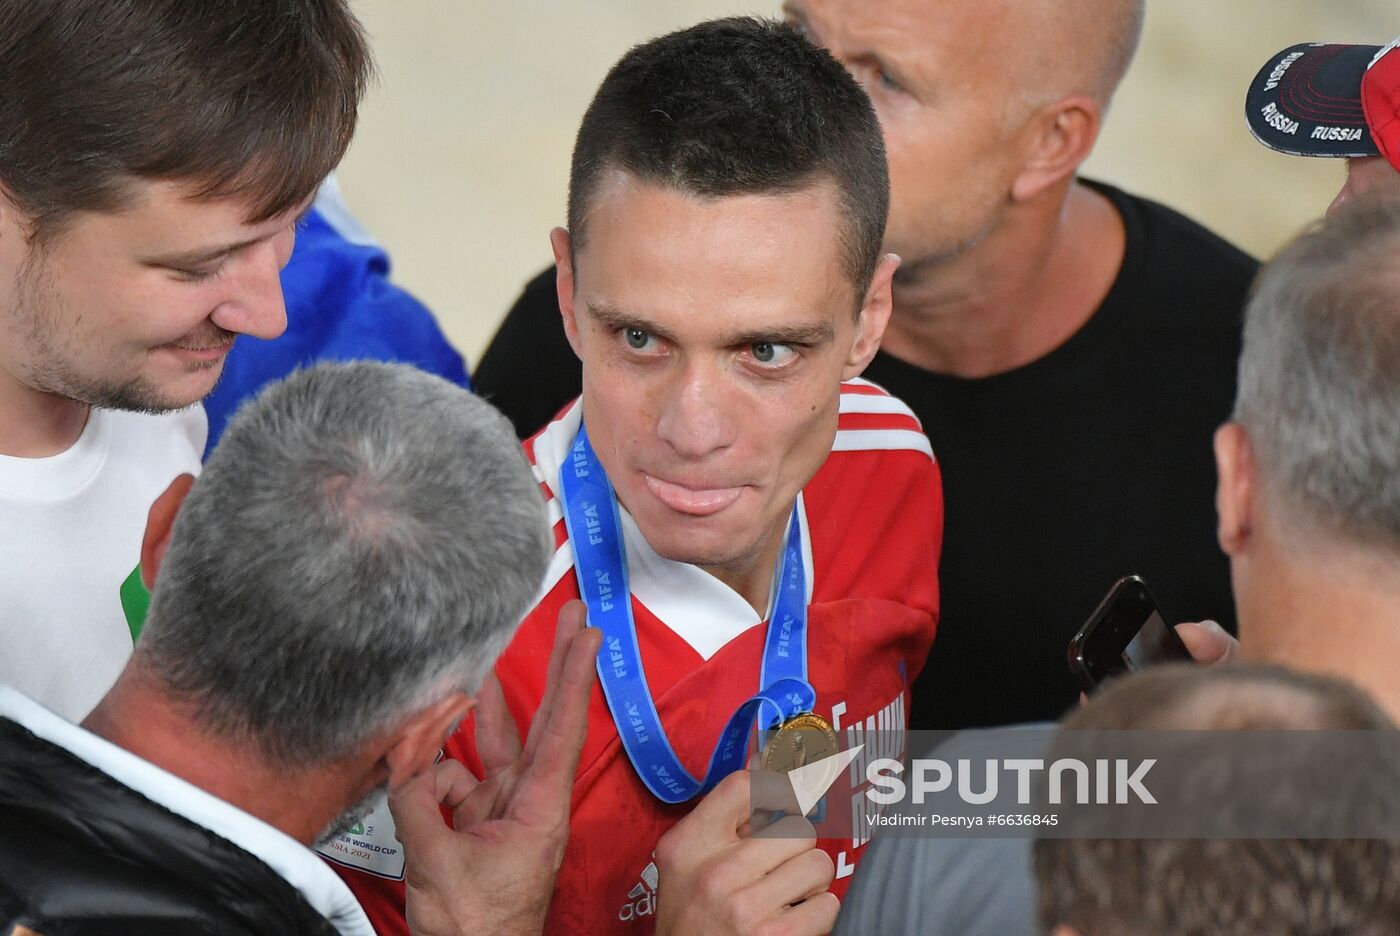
[0,406,206,720]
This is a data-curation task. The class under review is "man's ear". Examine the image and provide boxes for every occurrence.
[140,474,196,590]
[550,227,584,360]
[1010,95,1102,203]
[0,182,38,266]
[383,692,474,791]
[842,253,900,380]
[1215,422,1256,557]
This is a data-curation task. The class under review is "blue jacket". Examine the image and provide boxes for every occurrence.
[201,181,469,457]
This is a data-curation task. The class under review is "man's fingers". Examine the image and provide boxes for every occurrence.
[507,623,601,823]
[524,600,591,760]
[777,890,841,936]
[714,813,820,889]
[739,845,835,911]
[389,760,484,846]
[475,670,523,776]
[434,758,484,812]
[389,765,457,855]
[667,770,754,853]
[699,841,834,935]
[749,767,802,816]
[1176,619,1238,665]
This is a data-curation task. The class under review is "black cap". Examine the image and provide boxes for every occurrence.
[1245,42,1382,159]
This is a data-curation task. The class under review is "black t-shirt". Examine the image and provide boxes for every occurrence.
[473,266,579,439]
[473,180,1258,728]
[873,181,1255,727]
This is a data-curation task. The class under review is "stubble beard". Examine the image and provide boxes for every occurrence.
[12,252,223,414]
[890,205,1004,287]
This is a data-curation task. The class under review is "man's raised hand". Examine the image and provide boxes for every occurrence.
[654,770,839,936]
[391,600,600,936]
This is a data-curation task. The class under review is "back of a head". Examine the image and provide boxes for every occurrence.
[0,0,371,239]
[1036,665,1400,936]
[1233,196,1400,555]
[137,362,550,768]
[566,16,889,293]
[1059,662,1394,732]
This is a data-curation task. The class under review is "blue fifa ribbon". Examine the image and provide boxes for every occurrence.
[559,423,815,803]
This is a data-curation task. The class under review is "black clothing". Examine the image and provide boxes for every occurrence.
[474,266,579,439]
[0,713,343,935]
[882,182,1255,726]
[475,180,1257,727]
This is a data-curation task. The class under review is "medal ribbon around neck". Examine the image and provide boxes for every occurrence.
[559,422,816,804]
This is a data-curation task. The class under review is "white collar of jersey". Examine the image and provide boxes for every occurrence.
[0,687,375,936]
[533,400,815,661]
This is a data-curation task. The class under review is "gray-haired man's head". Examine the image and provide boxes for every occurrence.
[1228,196,1400,554]
[136,361,549,768]
[1213,196,1400,721]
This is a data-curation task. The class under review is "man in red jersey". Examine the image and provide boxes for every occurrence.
[330,18,941,934]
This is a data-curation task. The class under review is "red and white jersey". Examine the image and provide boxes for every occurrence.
[334,378,942,935]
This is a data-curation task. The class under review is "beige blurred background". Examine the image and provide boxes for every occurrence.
[335,1,1395,367]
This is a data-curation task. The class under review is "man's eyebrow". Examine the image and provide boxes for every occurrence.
[585,301,834,347]
[724,322,834,346]
[143,236,263,269]
[585,301,682,345]
[141,203,312,269]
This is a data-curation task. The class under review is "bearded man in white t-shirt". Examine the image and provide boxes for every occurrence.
[0,0,372,720]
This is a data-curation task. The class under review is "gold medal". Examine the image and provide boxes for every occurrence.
[762,712,839,774]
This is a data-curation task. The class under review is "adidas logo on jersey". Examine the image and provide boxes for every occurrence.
[617,859,659,922]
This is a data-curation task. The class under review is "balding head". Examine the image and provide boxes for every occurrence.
[785,0,1144,112]
[1023,0,1145,108]
[781,0,1143,268]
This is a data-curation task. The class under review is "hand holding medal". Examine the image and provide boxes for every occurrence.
[653,771,841,936]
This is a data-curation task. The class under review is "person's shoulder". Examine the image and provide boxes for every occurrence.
[834,833,1038,936]
[521,398,582,484]
[806,380,943,553]
[1086,179,1257,343]
[813,378,941,505]
[501,417,581,629]
[828,379,936,462]
[1089,178,1259,280]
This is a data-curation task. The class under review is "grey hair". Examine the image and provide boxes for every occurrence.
[1233,197,1400,553]
[137,361,550,768]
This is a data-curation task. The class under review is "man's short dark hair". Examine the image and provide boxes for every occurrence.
[0,0,372,240]
[566,17,889,297]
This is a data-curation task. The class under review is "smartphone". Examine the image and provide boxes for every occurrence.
[1068,575,1191,692]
